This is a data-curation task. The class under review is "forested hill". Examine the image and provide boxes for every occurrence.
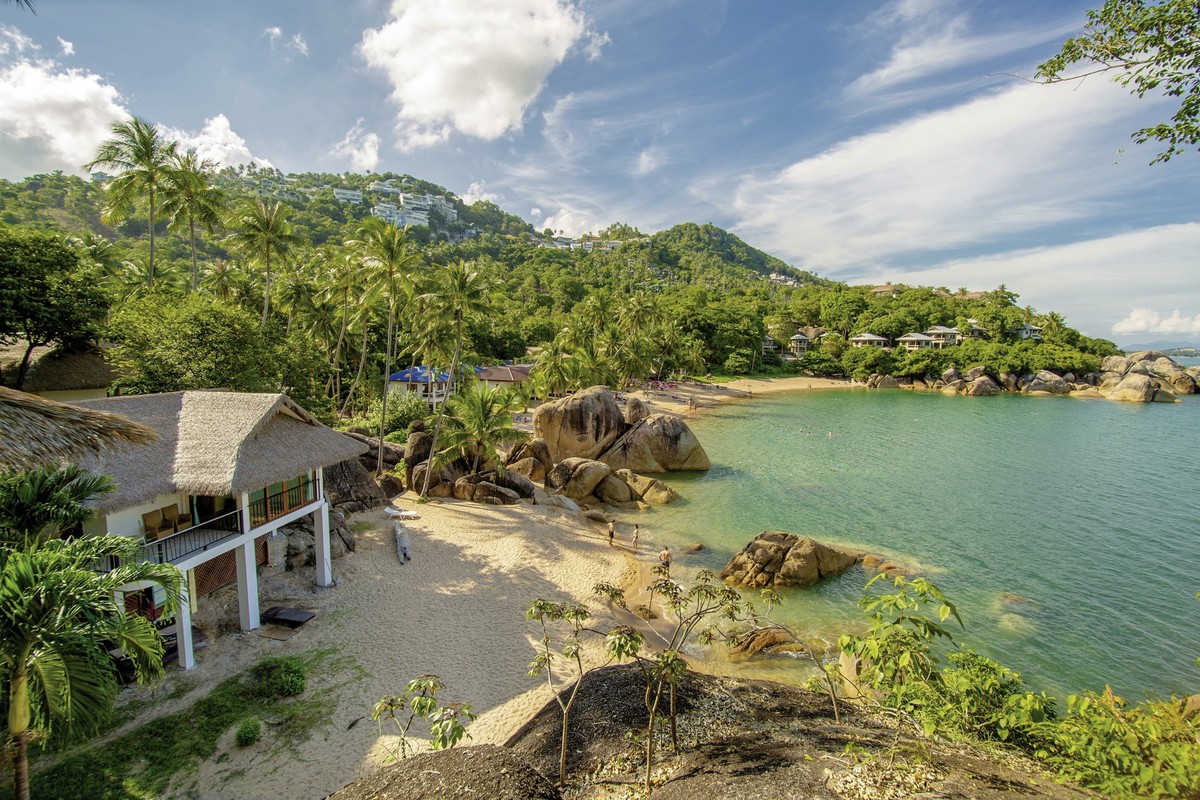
[0,169,822,290]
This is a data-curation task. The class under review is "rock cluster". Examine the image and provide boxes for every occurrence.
[720,532,911,588]
[863,350,1196,404]
[539,455,679,507]
[533,386,710,471]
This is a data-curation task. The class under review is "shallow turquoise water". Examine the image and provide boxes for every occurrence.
[635,384,1200,700]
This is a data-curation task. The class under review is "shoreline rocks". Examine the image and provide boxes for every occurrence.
[719,532,914,589]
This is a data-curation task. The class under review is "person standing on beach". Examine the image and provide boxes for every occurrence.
[632,524,640,550]
[608,519,615,546]
[658,546,671,576]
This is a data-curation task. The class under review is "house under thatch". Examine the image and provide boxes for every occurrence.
[1,340,119,401]
[74,391,368,669]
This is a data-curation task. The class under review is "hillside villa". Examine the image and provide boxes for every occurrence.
[75,391,367,670]
[388,366,450,408]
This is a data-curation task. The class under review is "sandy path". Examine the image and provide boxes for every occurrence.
[128,497,635,800]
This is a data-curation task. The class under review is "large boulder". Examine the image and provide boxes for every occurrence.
[720,532,862,589]
[508,456,546,483]
[1104,372,1156,403]
[963,365,988,381]
[473,481,521,505]
[1101,355,1132,375]
[599,414,711,473]
[1128,349,1166,362]
[624,396,651,424]
[1148,357,1196,394]
[998,372,1019,392]
[544,457,612,500]
[1024,370,1071,394]
[533,386,628,462]
[323,458,386,515]
[963,376,1000,396]
[404,430,434,485]
[506,437,554,477]
[491,469,536,499]
[595,475,635,505]
[614,469,678,505]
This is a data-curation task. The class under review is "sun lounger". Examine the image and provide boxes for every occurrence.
[384,507,420,520]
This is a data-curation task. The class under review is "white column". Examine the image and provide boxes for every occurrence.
[176,580,195,670]
[239,490,252,534]
[235,539,260,631]
[314,499,332,588]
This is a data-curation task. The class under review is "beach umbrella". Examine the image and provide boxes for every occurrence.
[0,386,157,472]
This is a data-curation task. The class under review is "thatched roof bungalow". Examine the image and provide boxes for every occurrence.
[74,391,367,670]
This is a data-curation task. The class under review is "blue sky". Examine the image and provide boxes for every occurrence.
[1,0,1197,343]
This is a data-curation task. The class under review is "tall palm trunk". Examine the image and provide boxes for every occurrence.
[147,184,156,287]
[342,324,370,417]
[328,287,350,402]
[261,249,272,326]
[10,667,30,800]
[189,215,199,292]
[377,308,396,476]
[421,314,462,496]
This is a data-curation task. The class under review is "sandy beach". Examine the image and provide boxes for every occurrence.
[105,375,852,799]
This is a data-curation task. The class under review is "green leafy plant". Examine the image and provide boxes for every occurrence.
[251,656,307,699]
[234,717,261,747]
[371,674,475,761]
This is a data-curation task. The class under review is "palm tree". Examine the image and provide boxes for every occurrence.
[0,466,113,550]
[225,198,303,326]
[420,260,496,495]
[159,149,226,292]
[200,258,240,303]
[2,535,182,800]
[348,218,424,474]
[435,381,527,475]
[84,118,177,287]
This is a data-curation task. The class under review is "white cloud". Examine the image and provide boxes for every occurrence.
[56,36,74,56]
[543,203,608,237]
[359,0,605,151]
[1112,309,1200,336]
[530,207,543,219]
[719,77,1162,271]
[634,147,661,176]
[162,114,271,168]
[330,119,380,171]
[461,180,498,205]
[0,25,130,178]
[263,26,308,57]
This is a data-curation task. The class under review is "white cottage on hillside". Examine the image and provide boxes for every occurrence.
[76,391,367,670]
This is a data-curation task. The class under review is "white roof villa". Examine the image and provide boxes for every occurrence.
[896,332,935,351]
[74,391,367,670]
[849,333,889,348]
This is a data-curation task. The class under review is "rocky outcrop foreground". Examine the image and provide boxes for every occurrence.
[720,532,912,588]
[333,664,1088,800]
[864,350,1196,404]
[534,386,710,471]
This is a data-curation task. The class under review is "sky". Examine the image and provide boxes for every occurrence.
[1,0,1197,344]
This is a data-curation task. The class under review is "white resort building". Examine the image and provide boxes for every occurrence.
[849,333,890,348]
[75,391,366,670]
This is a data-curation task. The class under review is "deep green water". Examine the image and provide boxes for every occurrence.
[634,376,1200,701]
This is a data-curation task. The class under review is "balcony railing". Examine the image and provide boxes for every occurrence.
[96,475,323,571]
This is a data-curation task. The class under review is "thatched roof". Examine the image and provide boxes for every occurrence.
[0,386,158,473]
[75,392,368,513]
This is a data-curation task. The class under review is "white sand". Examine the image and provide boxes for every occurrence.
[131,498,634,800]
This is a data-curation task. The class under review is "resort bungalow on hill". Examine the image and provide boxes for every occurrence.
[389,366,450,408]
[849,333,890,349]
[923,325,960,348]
[788,332,811,357]
[476,364,533,391]
[1010,323,1044,341]
[896,332,935,351]
[75,391,367,670]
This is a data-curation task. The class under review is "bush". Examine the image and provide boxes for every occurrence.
[251,656,307,699]
[840,346,895,381]
[368,388,430,436]
[798,351,843,377]
[722,349,753,374]
[234,717,261,747]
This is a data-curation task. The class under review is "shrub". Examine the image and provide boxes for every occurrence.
[798,351,843,377]
[251,656,307,699]
[722,349,753,374]
[234,717,261,747]
[840,346,895,381]
[368,388,430,436]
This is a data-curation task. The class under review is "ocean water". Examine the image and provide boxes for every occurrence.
[634,378,1200,701]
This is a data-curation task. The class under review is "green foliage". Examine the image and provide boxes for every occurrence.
[234,717,261,747]
[840,345,896,381]
[891,348,954,379]
[371,675,475,761]
[0,228,109,388]
[797,350,844,377]
[250,656,307,699]
[370,388,431,437]
[1037,0,1200,163]
[722,348,753,374]
[1040,688,1200,798]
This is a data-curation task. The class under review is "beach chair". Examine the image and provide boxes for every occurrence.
[141,509,172,540]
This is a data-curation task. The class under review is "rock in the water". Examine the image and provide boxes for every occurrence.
[599,413,710,472]
[616,469,679,505]
[1104,372,1156,402]
[998,372,1019,392]
[533,386,627,462]
[728,627,802,661]
[963,365,987,381]
[545,457,612,500]
[1101,355,1132,375]
[1024,370,1071,394]
[595,474,634,505]
[941,367,961,384]
[720,532,863,588]
[964,376,1000,396]
[874,374,900,389]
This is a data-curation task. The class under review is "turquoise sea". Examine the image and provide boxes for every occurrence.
[636,364,1200,701]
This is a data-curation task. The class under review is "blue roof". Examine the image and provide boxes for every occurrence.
[389,366,449,383]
